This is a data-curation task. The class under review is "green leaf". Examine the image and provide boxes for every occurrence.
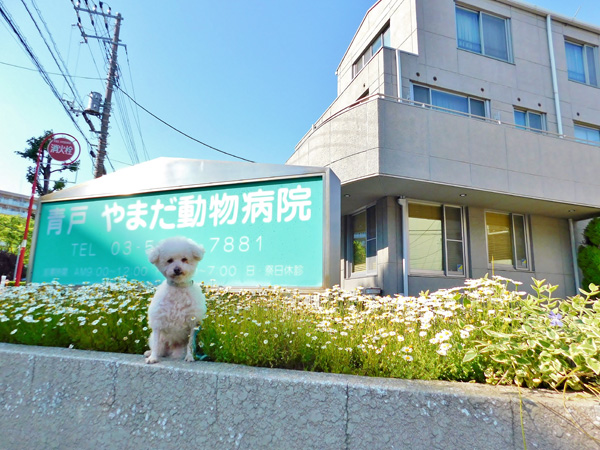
[491,354,511,364]
[514,356,532,365]
[483,329,512,339]
[545,328,559,341]
[572,354,586,367]
[537,340,553,350]
[568,343,583,358]
[579,338,598,356]
[462,349,478,363]
[585,357,600,375]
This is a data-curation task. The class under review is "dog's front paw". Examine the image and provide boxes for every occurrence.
[145,355,159,364]
[184,354,195,362]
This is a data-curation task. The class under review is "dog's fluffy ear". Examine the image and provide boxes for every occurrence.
[190,241,205,261]
[147,245,160,264]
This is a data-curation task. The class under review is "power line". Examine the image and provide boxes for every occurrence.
[0,59,104,79]
[0,0,93,151]
[116,86,256,163]
[25,0,83,108]
[123,47,149,161]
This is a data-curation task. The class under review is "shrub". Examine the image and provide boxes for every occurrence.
[0,278,153,353]
[0,276,599,393]
[579,218,600,291]
[584,217,600,247]
[0,251,17,280]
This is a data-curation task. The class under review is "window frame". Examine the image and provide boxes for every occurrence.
[565,40,599,87]
[455,5,513,63]
[574,123,600,145]
[352,25,391,78]
[407,201,467,277]
[411,84,489,118]
[348,205,377,277]
[514,108,546,133]
[484,210,531,271]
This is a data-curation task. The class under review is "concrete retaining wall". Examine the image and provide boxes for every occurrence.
[1,343,599,449]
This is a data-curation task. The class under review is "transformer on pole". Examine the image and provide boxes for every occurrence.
[73,2,123,178]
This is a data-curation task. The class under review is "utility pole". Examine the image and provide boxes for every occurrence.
[94,12,121,178]
[72,1,123,178]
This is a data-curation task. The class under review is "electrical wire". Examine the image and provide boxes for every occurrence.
[28,0,84,108]
[0,0,93,151]
[87,1,142,167]
[0,59,103,79]
[115,85,256,163]
[123,47,149,161]
[74,1,124,175]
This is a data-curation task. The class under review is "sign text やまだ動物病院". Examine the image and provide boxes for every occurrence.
[31,176,324,287]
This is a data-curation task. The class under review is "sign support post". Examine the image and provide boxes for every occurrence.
[15,134,80,286]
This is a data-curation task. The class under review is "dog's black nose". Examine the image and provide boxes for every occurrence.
[173,266,182,275]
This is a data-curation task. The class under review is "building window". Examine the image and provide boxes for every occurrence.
[574,123,600,145]
[565,41,598,86]
[352,25,391,77]
[485,212,529,270]
[514,109,545,132]
[412,84,487,118]
[456,6,512,62]
[350,206,377,275]
[408,203,465,276]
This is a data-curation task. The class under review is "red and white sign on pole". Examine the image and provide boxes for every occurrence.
[48,137,76,162]
[14,133,81,286]
[48,135,80,164]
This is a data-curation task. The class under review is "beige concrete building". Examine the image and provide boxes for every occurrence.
[0,190,34,218]
[288,0,600,297]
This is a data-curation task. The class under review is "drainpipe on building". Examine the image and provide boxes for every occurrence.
[546,15,564,136]
[569,218,581,294]
[396,49,403,100]
[397,197,409,296]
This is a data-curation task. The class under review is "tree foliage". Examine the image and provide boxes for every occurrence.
[14,130,80,196]
[0,251,18,280]
[0,214,33,265]
[578,218,600,291]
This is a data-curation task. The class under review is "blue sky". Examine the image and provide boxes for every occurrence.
[1,0,600,196]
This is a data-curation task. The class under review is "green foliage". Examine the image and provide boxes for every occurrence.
[0,251,17,280]
[352,240,366,267]
[198,284,489,381]
[0,276,599,394]
[465,279,600,392]
[584,217,600,247]
[0,214,33,262]
[578,243,600,292]
[0,278,153,353]
[578,218,600,291]
[14,130,80,196]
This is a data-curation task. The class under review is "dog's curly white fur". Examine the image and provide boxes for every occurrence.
[144,236,206,364]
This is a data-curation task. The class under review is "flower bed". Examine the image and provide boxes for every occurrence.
[1,276,599,393]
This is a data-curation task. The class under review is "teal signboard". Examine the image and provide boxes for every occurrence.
[31,176,324,287]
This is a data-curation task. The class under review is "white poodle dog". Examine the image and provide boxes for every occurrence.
[144,236,207,364]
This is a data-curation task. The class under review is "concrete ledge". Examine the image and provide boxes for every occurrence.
[1,343,599,449]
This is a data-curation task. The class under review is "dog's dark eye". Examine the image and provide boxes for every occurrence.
[167,258,174,264]
[181,258,188,263]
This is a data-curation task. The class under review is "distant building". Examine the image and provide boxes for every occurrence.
[0,190,35,217]
[288,0,600,297]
